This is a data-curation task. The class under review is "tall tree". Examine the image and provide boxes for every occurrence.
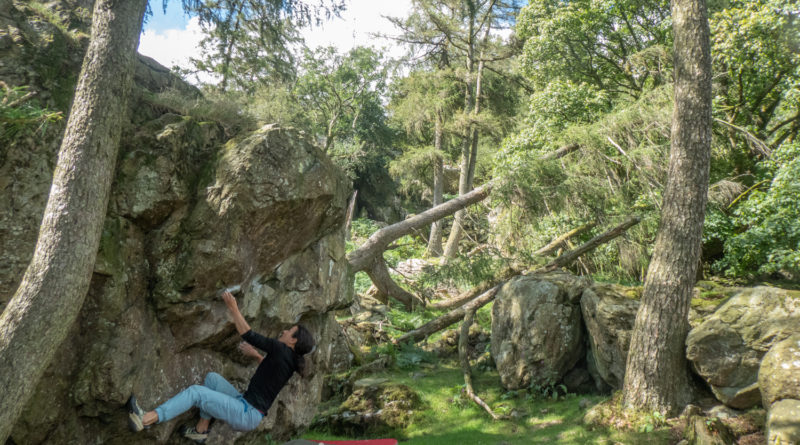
[295,45,388,152]
[622,0,712,415]
[181,0,345,91]
[389,0,520,259]
[0,0,148,440]
[390,68,461,256]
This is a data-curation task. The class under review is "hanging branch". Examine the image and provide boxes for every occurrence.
[460,305,499,420]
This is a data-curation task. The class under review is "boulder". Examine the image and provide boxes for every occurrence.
[491,272,591,389]
[313,381,422,438]
[765,399,800,444]
[758,334,800,407]
[686,287,800,409]
[759,335,800,445]
[684,415,737,445]
[580,283,640,389]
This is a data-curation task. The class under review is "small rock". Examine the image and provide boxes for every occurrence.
[579,398,593,410]
[706,404,741,420]
[681,404,703,418]
[353,377,389,388]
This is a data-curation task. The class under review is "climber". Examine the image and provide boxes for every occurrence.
[126,290,315,443]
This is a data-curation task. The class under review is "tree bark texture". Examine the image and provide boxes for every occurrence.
[622,0,712,415]
[0,0,147,440]
[347,184,492,272]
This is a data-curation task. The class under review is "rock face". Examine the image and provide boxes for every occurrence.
[759,335,800,445]
[491,272,590,389]
[580,283,640,389]
[686,287,800,409]
[1,3,352,443]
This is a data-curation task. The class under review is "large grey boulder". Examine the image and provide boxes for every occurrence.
[686,287,800,409]
[491,272,591,389]
[759,335,800,445]
[580,283,640,389]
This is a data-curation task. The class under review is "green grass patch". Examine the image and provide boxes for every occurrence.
[305,363,672,444]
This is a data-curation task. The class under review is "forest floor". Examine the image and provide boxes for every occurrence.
[302,361,676,445]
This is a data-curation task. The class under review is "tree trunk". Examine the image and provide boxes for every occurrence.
[427,113,445,256]
[347,184,492,273]
[442,138,472,260]
[442,2,478,261]
[365,258,423,310]
[622,0,712,416]
[0,0,147,440]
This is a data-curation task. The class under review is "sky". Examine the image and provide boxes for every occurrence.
[138,0,413,78]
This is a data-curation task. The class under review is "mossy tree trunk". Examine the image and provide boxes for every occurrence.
[0,0,147,440]
[622,0,712,415]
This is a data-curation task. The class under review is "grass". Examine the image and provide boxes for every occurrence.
[303,363,673,445]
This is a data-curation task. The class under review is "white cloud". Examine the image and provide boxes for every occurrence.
[300,0,412,59]
[138,17,205,70]
[138,2,414,84]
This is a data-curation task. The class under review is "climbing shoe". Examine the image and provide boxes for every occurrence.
[126,395,145,432]
[180,425,209,444]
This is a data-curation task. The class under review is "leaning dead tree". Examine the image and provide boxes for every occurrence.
[397,216,642,344]
[346,184,493,309]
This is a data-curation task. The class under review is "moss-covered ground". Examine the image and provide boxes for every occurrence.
[303,362,673,444]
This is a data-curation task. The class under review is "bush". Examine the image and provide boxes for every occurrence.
[714,143,800,279]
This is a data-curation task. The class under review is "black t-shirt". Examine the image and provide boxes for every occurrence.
[241,329,298,414]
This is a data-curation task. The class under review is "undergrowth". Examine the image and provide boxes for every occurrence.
[303,363,673,444]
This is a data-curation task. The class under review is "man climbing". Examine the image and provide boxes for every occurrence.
[127,290,315,443]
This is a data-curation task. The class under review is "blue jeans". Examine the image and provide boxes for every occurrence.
[154,372,263,431]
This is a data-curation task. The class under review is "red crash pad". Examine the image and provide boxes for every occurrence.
[309,440,398,445]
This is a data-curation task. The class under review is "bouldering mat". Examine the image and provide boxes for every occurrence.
[283,440,398,445]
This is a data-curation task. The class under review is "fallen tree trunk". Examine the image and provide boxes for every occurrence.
[460,305,499,420]
[533,222,597,257]
[365,257,424,310]
[397,284,501,344]
[431,265,517,310]
[347,184,493,273]
[542,143,581,160]
[535,216,641,273]
[397,216,642,343]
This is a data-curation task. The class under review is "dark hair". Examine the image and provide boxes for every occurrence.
[292,324,315,377]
